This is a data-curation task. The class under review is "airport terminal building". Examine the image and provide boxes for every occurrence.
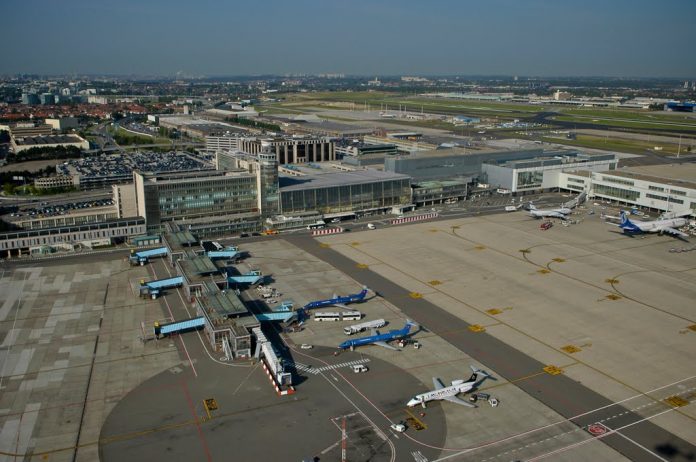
[560,164,696,216]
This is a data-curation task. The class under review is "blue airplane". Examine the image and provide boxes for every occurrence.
[304,287,369,311]
[339,320,417,351]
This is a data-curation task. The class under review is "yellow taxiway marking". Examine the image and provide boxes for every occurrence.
[605,278,620,284]
[486,308,502,315]
[543,365,563,375]
[552,257,566,263]
[356,263,369,269]
[468,324,485,333]
[428,280,442,286]
[319,243,330,248]
[561,345,581,354]
[537,268,551,274]
[664,396,689,408]
[404,408,428,431]
[409,292,423,299]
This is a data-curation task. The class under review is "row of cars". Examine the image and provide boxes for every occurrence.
[12,198,114,218]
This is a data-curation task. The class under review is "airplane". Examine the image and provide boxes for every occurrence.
[528,203,572,220]
[303,287,369,311]
[613,211,689,240]
[338,320,417,351]
[406,365,492,408]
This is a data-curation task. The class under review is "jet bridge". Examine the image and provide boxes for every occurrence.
[253,327,293,391]
[139,276,184,299]
[227,270,263,286]
[129,247,169,266]
[154,316,205,338]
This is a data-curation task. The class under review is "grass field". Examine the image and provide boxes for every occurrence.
[541,133,691,155]
[553,115,696,132]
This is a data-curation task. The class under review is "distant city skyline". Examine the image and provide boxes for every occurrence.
[3,0,696,78]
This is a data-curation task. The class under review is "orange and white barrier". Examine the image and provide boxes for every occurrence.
[391,213,438,225]
[260,359,295,396]
[312,227,344,236]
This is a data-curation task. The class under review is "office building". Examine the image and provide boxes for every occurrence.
[279,169,412,217]
[561,164,696,216]
[11,134,90,153]
[336,141,398,166]
[482,151,617,193]
[45,117,79,131]
[21,93,40,105]
[40,93,55,105]
[132,170,261,236]
[235,135,336,164]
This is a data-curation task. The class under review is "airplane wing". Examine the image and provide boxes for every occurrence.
[661,227,690,239]
[548,211,568,219]
[370,328,380,336]
[334,303,350,311]
[444,395,477,408]
[373,341,399,351]
[432,377,446,390]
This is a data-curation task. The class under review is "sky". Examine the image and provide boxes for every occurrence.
[3,0,695,78]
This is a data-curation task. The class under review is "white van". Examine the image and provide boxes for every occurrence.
[352,364,368,373]
[367,223,376,230]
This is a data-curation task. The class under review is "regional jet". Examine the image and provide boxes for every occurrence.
[339,320,417,351]
[528,203,572,220]
[407,365,492,408]
[612,211,689,240]
[304,287,369,311]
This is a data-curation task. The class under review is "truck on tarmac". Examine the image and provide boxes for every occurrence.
[343,318,386,335]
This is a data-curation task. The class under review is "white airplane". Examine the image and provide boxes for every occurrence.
[528,203,572,220]
[613,211,689,240]
[406,366,492,408]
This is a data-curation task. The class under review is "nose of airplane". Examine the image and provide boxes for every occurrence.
[406,398,419,407]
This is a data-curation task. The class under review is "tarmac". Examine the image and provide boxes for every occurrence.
[0,206,694,462]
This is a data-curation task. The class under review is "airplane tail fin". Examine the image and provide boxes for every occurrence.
[469,365,491,381]
[404,319,418,331]
[619,211,631,227]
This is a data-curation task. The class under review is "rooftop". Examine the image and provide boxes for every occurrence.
[279,169,410,192]
[604,164,696,190]
[14,134,84,146]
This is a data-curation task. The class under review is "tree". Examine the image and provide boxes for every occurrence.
[3,183,15,195]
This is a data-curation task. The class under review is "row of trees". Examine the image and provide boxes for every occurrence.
[5,145,83,164]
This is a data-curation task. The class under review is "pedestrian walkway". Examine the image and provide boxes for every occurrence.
[289,358,370,375]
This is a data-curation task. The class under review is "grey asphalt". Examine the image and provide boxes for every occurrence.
[286,234,696,462]
[97,257,446,462]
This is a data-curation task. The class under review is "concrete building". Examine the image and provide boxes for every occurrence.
[11,134,90,153]
[482,151,617,194]
[21,93,40,105]
[7,123,53,138]
[385,147,545,181]
[40,93,55,105]
[412,179,470,206]
[336,141,398,166]
[0,217,145,257]
[566,164,696,216]
[45,117,79,131]
[113,183,139,218]
[235,135,336,164]
[34,175,78,190]
[205,134,242,152]
[132,170,261,236]
[279,169,412,217]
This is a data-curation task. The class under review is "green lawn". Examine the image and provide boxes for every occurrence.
[553,115,696,132]
[541,134,690,155]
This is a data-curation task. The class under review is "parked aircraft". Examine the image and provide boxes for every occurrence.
[338,320,416,350]
[304,287,369,311]
[528,203,572,220]
[527,191,586,219]
[614,211,689,239]
[407,365,492,408]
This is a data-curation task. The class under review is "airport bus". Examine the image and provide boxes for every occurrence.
[314,311,362,322]
[314,312,341,321]
[307,220,326,230]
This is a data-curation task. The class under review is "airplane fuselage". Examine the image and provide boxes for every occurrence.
[408,383,473,407]
[623,217,687,234]
[339,324,412,350]
[304,289,367,309]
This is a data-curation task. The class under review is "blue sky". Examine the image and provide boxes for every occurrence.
[3,0,695,77]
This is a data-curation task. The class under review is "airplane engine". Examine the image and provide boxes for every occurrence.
[451,379,465,386]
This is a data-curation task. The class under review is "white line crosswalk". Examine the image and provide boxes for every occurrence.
[289,359,371,375]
